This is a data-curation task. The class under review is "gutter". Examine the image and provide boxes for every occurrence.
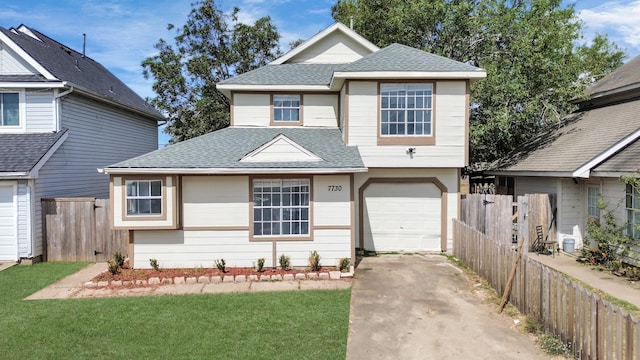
[99,167,369,175]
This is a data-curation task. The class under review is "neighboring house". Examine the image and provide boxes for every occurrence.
[488,55,640,255]
[103,23,486,269]
[0,25,162,262]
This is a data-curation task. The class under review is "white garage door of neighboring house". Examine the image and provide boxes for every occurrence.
[363,182,441,252]
[0,185,17,261]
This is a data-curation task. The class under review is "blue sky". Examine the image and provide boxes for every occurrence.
[2,0,640,146]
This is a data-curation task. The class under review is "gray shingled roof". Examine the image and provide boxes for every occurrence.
[218,64,345,86]
[106,127,364,170]
[1,26,162,119]
[593,139,640,173]
[491,99,640,173]
[0,130,67,173]
[340,43,482,73]
[586,55,640,97]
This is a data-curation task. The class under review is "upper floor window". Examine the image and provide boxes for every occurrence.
[626,184,640,239]
[126,180,163,216]
[272,94,301,124]
[379,83,434,145]
[0,93,19,127]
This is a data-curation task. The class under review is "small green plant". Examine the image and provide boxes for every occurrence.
[537,333,572,356]
[279,254,291,270]
[113,251,125,268]
[308,250,321,271]
[149,258,160,271]
[214,259,226,273]
[256,258,265,272]
[523,315,542,334]
[107,259,119,275]
[339,257,351,272]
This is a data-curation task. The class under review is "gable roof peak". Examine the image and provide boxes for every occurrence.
[270,22,379,65]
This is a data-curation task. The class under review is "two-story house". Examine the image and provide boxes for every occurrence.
[0,25,162,263]
[103,23,486,269]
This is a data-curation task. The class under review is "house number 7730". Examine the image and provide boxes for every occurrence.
[328,185,342,191]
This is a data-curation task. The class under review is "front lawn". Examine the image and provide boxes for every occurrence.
[0,262,351,359]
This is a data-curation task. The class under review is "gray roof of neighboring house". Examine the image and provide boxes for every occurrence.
[585,55,640,97]
[490,99,640,174]
[218,43,482,86]
[593,139,640,173]
[0,130,67,172]
[339,43,482,73]
[1,25,162,119]
[106,127,365,170]
[218,64,345,86]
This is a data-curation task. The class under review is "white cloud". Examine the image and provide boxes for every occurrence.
[578,1,640,53]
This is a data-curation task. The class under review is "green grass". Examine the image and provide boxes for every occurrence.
[0,262,351,359]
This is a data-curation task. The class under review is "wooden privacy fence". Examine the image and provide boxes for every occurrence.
[460,193,557,251]
[453,219,640,360]
[43,198,128,262]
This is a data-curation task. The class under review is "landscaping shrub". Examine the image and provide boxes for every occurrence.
[113,251,125,268]
[308,250,321,271]
[339,257,350,272]
[214,259,226,273]
[256,258,265,272]
[279,254,290,270]
[149,258,160,271]
[107,259,119,275]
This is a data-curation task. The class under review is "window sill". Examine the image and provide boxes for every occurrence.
[377,136,435,146]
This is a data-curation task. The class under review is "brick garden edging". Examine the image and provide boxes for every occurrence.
[85,270,353,288]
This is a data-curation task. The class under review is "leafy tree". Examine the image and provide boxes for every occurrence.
[332,0,625,163]
[142,0,281,142]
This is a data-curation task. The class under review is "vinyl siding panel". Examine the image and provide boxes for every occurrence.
[559,178,584,249]
[233,93,270,126]
[32,94,158,257]
[277,229,351,267]
[303,94,338,127]
[25,90,55,132]
[600,177,626,223]
[0,43,38,74]
[288,32,371,64]
[242,138,320,162]
[16,180,30,258]
[313,175,351,227]
[347,81,467,168]
[182,176,248,228]
[514,177,559,196]
[133,230,270,268]
[0,181,18,261]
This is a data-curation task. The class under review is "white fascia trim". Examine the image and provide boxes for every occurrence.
[485,171,574,177]
[270,23,379,65]
[590,171,637,178]
[333,71,487,80]
[217,84,330,91]
[28,131,69,178]
[572,128,640,179]
[103,167,368,175]
[0,172,30,179]
[0,82,65,89]
[0,32,58,80]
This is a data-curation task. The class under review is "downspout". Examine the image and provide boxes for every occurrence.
[53,85,74,132]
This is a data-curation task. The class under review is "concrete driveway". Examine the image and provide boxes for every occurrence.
[346,254,549,359]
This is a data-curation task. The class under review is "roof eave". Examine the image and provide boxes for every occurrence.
[571,128,640,179]
[217,84,332,98]
[0,81,65,88]
[330,71,486,88]
[485,170,575,178]
[0,172,32,179]
[102,167,369,175]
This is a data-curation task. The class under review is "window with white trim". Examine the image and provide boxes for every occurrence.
[587,185,600,219]
[126,180,163,216]
[381,83,432,136]
[0,93,20,127]
[626,184,640,239]
[253,179,310,236]
[273,94,300,122]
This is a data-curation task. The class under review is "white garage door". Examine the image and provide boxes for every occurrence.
[363,182,441,252]
[0,185,17,261]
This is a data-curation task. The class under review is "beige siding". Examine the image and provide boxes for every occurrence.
[233,93,270,126]
[355,168,459,251]
[340,85,346,141]
[559,178,584,249]
[303,94,338,127]
[242,137,320,163]
[347,81,468,168]
[288,32,371,64]
[25,90,55,132]
[600,177,626,223]
[313,175,351,227]
[182,176,248,227]
[277,229,351,267]
[514,177,559,196]
[133,229,270,268]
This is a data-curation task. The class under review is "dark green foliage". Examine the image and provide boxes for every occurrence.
[339,257,351,272]
[279,254,291,270]
[332,0,625,164]
[113,251,125,268]
[149,258,160,271]
[256,257,265,272]
[214,258,226,273]
[107,259,119,275]
[142,0,281,142]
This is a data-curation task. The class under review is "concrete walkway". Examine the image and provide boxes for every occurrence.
[0,262,17,272]
[25,262,351,300]
[346,255,549,360]
[530,251,640,308]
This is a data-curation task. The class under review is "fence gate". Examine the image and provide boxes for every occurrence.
[43,198,128,262]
